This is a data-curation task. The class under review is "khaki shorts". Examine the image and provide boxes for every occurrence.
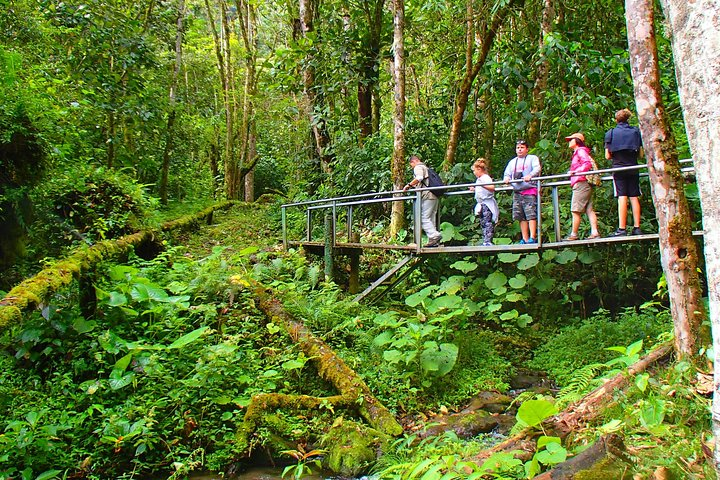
[571,181,593,213]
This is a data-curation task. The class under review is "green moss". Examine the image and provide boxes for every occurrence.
[323,418,389,476]
[574,457,629,480]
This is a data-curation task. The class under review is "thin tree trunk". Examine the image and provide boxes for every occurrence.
[236,0,259,201]
[300,0,333,176]
[526,0,554,145]
[657,0,720,470]
[389,0,406,237]
[442,0,516,170]
[160,0,186,205]
[626,0,705,357]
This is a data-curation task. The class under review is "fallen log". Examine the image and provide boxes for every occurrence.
[251,282,403,437]
[473,342,674,465]
[533,434,631,479]
[0,201,237,329]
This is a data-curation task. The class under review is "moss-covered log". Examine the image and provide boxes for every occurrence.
[232,282,402,460]
[0,201,238,330]
[533,434,630,480]
[472,342,673,465]
[252,282,403,437]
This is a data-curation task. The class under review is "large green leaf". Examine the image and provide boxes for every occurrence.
[167,326,209,349]
[485,271,507,289]
[508,274,527,289]
[516,399,558,427]
[554,249,577,265]
[109,369,134,390]
[578,250,602,264]
[420,342,458,376]
[406,286,436,307]
[517,254,539,270]
[497,252,521,263]
[450,260,477,273]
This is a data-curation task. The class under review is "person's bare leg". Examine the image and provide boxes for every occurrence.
[570,212,581,236]
[617,196,628,229]
[630,196,641,228]
[529,219,537,241]
[587,208,599,235]
[520,220,530,241]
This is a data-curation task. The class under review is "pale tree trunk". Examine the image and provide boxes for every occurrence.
[657,0,720,470]
[442,0,516,170]
[389,0,406,237]
[236,0,260,201]
[300,0,333,176]
[204,0,240,199]
[526,0,554,146]
[160,0,186,205]
[626,0,705,357]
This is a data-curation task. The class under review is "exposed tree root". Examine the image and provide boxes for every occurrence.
[233,282,402,454]
[0,201,237,329]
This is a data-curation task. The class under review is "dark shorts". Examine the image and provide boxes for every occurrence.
[512,193,538,221]
[613,170,641,197]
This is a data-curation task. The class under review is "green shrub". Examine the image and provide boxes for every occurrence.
[528,306,671,386]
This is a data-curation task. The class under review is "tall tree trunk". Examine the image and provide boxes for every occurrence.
[300,0,333,176]
[442,0,516,170]
[657,0,720,470]
[526,0,554,145]
[358,0,385,140]
[625,0,705,358]
[204,0,239,199]
[236,0,260,201]
[389,0,406,237]
[160,0,186,206]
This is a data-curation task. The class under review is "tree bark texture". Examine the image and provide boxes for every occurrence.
[625,0,705,358]
[526,0,554,146]
[442,0,516,170]
[300,0,333,176]
[389,0,406,237]
[160,0,186,205]
[657,0,720,470]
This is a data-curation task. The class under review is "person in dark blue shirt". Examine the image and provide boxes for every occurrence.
[604,109,644,236]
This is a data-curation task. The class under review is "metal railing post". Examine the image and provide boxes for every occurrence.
[536,179,543,246]
[282,206,288,250]
[306,209,312,242]
[551,186,561,242]
[347,205,353,241]
[414,191,422,251]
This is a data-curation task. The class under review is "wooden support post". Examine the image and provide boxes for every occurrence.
[324,211,334,282]
[348,233,360,294]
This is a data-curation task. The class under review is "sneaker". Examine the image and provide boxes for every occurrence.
[424,242,439,248]
[518,239,526,245]
[610,228,627,237]
[564,233,579,241]
[482,242,493,246]
[527,237,537,244]
[631,227,643,235]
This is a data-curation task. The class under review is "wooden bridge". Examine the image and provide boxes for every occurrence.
[281,161,699,303]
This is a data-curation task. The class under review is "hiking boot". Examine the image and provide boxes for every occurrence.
[610,228,627,237]
[631,227,643,235]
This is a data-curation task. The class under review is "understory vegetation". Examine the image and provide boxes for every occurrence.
[0,204,712,479]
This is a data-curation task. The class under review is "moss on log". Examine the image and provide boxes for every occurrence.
[252,283,402,436]
[234,282,402,462]
[0,201,238,330]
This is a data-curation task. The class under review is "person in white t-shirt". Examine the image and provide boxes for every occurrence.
[470,158,499,246]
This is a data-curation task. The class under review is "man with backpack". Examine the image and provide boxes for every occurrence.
[403,155,443,247]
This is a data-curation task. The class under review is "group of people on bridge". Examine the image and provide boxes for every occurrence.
[404,108,644,248]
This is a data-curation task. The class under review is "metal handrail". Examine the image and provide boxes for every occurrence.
[281,159,696,250]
